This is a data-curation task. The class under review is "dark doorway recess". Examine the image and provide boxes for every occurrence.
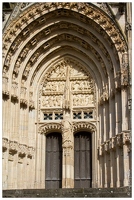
[45,132,62,189]
[74,131,92,188]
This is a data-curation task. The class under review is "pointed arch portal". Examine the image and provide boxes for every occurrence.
[2,2,131,190]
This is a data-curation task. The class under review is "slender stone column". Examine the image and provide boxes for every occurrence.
[19,106,24,144]
[116,134,123,187]
[116,146,120,187]
[35,133,42,188]
[98,145,103,188]
[109,137,116,187]
[104,142,110,188]
[123,131,131,186]
[8,160,14,189]
[92,131,97,188]
[103,105,106,142]
[121,88,128,131]
[28,109,36,147]
[115,91,122,135]
[27,147,35,189]
[2,149,8,189]
[2,98,8,138]
[40,134,46,188]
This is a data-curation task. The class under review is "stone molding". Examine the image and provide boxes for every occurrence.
[38,123,62,134]
[38,121,96,135]
[98,131,131,156]
[73,121,96,133]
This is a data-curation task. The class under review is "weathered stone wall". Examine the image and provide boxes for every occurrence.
[3,187,131,198]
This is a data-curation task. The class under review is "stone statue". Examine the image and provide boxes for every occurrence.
[61,118,73,148]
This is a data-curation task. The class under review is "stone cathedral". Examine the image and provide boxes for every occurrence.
[2,2,132,197]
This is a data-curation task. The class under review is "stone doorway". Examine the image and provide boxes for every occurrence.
[74,131,92,188]
[45,132,62,189]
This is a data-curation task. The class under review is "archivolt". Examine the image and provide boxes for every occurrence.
[2,2,127,105]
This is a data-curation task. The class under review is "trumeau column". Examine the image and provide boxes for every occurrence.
[62,65,74,188]
[61,115,74,188]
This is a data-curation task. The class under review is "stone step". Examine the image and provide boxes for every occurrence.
[3,187,131,198]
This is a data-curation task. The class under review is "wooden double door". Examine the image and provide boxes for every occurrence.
[45,132,92,189]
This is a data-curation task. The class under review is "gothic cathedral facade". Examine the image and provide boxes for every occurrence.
[2,2,132,190]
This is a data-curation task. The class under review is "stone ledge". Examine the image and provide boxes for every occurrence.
[3,187,131,198]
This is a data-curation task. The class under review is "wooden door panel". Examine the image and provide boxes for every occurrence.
[74,132,92,188]
[45,133,62,189]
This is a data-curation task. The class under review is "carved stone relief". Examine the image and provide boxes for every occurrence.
[39,58,95,122]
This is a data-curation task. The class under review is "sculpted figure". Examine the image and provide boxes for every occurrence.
[61,118,73,147]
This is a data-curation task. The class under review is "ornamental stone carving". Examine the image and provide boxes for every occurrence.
[116,133,123,147]
[61,119,73,148]
[123,131,131,145]
[99,87,109,105]
[27,147,35,158]
[18,144,27,157]
[11,77,18,100]
[4,52,12,68]
[38,123,62,134]
[3,3,127,60]
[2,76,10,98]
[126,22,132,31]
[29,100,35,109]
[121,52,129,87]
[109,137,116,151]
[73,122,96,133]
[20,99,28,107]
[9,141,18,154]
[115,72,121,91]
[104,141,110,153]
[98,144,104,156]
[40,58,95,110]
[2,138,8,152]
